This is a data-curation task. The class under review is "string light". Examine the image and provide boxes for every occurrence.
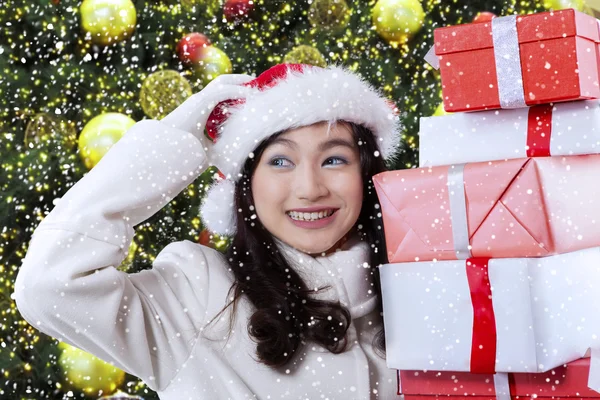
[0,0,550,397]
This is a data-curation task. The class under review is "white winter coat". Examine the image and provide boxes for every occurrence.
[12,119,398,399]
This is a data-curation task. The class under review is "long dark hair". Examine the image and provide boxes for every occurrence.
[203,120,389,368]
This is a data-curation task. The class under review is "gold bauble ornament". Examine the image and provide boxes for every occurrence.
[99,392,144,400]
[283,45,327,67]
[308,0,351,31]
[80,0,137,46]
[371,0,425,44]
[58,342,125,396]
[543,0,585,11]
[78,113,136,170]
[191,46,233,87]
[432,102,451,116]
[585,0,600,17]
[118,238,139,272]
[140,70,193,120]
[24,113,77,148]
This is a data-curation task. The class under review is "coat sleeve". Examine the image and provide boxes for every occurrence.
[12,119,215,392]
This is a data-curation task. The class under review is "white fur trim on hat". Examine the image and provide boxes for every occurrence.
[199,178,237,236]
[209,64,402,179]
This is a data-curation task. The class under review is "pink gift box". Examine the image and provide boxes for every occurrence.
[373,155,600,263]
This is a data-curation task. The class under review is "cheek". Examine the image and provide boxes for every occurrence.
[334,170,363,206]
[251,168,288,214]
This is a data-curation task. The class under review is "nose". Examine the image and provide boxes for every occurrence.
[293,163,329,201]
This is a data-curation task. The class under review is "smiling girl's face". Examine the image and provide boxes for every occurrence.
[250,121,364,256]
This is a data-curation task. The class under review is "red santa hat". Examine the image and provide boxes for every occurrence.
[200,63,402,236]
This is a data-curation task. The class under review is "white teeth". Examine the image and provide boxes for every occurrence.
[288,210,334,221]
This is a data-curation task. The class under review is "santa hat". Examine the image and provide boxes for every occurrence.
[200,63,402,236]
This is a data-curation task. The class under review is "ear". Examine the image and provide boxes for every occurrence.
[199,178,237,236]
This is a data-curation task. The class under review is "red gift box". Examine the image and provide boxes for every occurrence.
[433,8,600,112]
[398,358,600,399]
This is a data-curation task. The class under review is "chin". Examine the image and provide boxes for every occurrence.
[291,235,340,255]
[301,244,331,255]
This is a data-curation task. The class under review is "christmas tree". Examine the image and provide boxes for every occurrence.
[1,0,588,398]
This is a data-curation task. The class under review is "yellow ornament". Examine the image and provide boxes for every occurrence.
[372,0,425,44]
[192,46,232,87]
[58,342,125,396]
[24,113,77,148]
[433,102,451,116]
[543,0,585,10]
[99,391,144,400]
[78,113,136,170]
[80,0,137,46]
[118,238,139,272]
[283,45,327,67]
[308,0,351,31]
[140,70,193,120]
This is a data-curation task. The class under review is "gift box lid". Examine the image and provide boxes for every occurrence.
[399,359,600,397]
[434,8,600,55]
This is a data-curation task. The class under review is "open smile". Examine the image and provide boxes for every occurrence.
[285,208,339,229]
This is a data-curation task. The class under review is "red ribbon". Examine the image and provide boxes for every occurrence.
[466,257,497,374]
[526,104,553,157]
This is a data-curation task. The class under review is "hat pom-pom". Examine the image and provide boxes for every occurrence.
[200,178,237,236]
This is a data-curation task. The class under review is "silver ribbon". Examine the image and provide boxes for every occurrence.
[424,45,440,70]
[493,373,511,400]
[589,347,600,393]
[492,15,527,108]
[448,164,472,259]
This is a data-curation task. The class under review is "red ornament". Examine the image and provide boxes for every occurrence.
[198,229,213,247]
[177,33,212,64]
[472,11,496,23]
[223,0,254,22]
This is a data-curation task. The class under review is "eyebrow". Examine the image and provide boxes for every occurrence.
[318,138,356,152]
[270,137,356,152]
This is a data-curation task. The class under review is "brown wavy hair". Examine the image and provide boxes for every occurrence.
[204,120,389,368]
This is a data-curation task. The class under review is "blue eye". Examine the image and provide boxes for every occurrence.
[269,157,293,168]
[324,157,347,166]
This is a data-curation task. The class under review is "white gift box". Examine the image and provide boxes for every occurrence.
[419,100,600,167]
[380,247,600,384]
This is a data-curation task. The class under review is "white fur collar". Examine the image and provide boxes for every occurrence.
[273,235,379,320]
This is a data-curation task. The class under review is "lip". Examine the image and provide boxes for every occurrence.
[287,209,338,230]
[287,206,339,213]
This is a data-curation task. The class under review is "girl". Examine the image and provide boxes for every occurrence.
[13,63,402,399]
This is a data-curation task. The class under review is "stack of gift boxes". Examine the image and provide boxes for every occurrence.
[373,8,600,399]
